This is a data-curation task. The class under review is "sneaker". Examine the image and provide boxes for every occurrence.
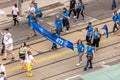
[2,58,6,60]
[80,61,83,64]
[66,31,69,33]
[73,16,76,18]
[76,63,80,66]
[88,67,93,69]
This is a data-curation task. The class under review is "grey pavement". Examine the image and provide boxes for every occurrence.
[0,0,120,80]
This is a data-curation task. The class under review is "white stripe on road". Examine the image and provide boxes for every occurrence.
[64,74,80,80]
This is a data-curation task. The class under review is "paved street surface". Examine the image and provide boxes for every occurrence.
[0,0,120,80]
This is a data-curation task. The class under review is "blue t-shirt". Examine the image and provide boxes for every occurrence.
[77,43,85,53]
[118,13,120,22]
[35,7,40,17]
[86,46,94,55]
[86,26,94,37]
[77,2,83,9]
[112,15,118,22]
[55,20,63,29]
[63,11,69,20]
[93,32,100,39]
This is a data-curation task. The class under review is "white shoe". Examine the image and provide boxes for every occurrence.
[73,16,76,18]
[80,61,83,64]
[66,31,69,33]
[76,63,80,66]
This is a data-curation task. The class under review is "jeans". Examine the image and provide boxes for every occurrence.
[85,60,92,69]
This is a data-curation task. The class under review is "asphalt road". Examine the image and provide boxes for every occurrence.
[0,0,120,46]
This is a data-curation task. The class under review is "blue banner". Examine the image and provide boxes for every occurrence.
[102,24,109,38]
[31,22,74,51]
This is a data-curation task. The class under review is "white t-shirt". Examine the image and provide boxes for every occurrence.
[0,77,4,80]
[25,55,34,63]
[5,38,13,51]
[28,7,35,14]
[12,6,19,15]
[3,32,11,44]
[0,65,5,73]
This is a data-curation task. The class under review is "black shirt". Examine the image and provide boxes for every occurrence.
[70,0,76,9]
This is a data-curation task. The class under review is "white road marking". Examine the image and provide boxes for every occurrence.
[64,74,80,80]
[0,9,6,15]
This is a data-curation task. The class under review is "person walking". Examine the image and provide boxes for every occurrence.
[34,3,42,24]
[69,0,77,18]
[92,27,101,51]
[86,22,94,44]
[25,51,36,77]
[84,43,95,71]
[0,29,11,55]
[112,11,119,34]
[76,39,85,66]
[12,3,19,27]
[27,12,37,39]
[55,15,63,35]
[112,0,117,10]
[76,0,84,21]
[2,33,14,61]
[19,42,27,70]
[62,7,70,32]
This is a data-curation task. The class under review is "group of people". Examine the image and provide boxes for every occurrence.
[0,0,120,79]
[76,22,101,71]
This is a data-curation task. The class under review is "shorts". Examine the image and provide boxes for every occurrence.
[26,63,32,71]
[19,53,25,60]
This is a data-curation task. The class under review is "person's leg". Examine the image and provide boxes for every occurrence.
[113,23,116,33]
[1,44,5,55]
[69,9,72,17]
[81,10,84,20]
[79,53,84,63]
[13,15,16,26]
[65,20,70,31]
[76,9,80,19]
[2,50,7,60]
[84,60,90,70]
[73,8,76,17]
[89,60,93,68]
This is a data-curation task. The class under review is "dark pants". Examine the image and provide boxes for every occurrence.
[69,8,76,17]
[56,28,62,35]
[92,38,100,47]
[13,15,19,26]
[51,43,57,50]
[62,19,70,31]
[85,60,93,69]
[113,23,119,33]
[76,8,84,19]
[86,36,91,44]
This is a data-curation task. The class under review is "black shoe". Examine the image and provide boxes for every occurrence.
[88,67,93,69]
[84,68,87,71]
[2,58,7,60]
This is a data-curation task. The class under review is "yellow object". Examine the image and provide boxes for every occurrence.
[27,73,33,77]
[26,63,32,71]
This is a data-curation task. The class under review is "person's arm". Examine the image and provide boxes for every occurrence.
[92,47,95,57]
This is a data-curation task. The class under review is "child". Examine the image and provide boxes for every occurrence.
[25,51,36,77]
